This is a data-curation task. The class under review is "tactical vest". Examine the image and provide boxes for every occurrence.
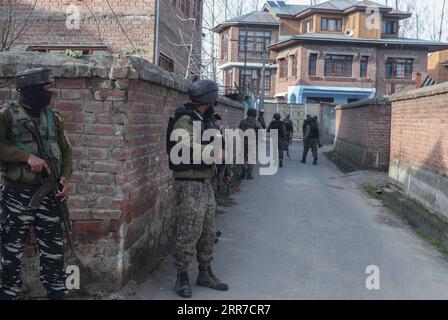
[1,101,62,185]
[166,106,213,172]
[240,117,258,131]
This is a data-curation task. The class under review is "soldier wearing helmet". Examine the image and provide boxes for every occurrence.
[168,79,229,298]
[0,68,73,300]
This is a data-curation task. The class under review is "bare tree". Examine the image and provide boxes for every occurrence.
[0,0,37,51]
[439,0,446,41]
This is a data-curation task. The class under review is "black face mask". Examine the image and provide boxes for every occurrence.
[204,101,217,119]
[19,85,53,116]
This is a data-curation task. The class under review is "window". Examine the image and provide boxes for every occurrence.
[159,53,175,72]
[279,58,288,78]
[382,20,398,34]
[302,18,313,33]
[221,31,229,60]
[291,55,297,78]
[309,53,318,76]
[181,0,190,16]
[360,56,369,78]
[173,0,191,17]
[238,69,271,96]
[193,0,202,29]
[307,97,334,104]
[324,54,353,77]
[385,58,413,79]
[238,30,271,59]
[290,94,297,104]
[321,18,343,32]
[27,46,109,56]
[347,98,359,103]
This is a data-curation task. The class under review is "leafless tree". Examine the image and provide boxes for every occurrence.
[0,0,37,51]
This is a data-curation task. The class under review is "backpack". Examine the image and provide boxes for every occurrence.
[166,106,210,172]
[309,121,319,139]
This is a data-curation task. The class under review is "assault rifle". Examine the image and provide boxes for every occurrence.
[18,119,74,253]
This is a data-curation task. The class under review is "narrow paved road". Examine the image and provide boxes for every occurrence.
[134,142,448,300]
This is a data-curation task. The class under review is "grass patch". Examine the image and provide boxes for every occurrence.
[415,229,448,257]
[323,151,335,160]
[363,185,448,259]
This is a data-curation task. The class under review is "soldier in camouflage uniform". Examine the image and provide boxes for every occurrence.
[239,109,262,180]
[168,80,228,298]
[0,68,73,300]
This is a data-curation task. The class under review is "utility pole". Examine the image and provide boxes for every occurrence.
[259,49,268,112]
[224,0,228,21]
[241,24,249,102]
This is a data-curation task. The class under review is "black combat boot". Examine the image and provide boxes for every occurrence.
[240,170,247,180]
[197,266,229,291]
[0,290,14,300]
[313,159,318,166]
[247,173,254,180]
[175,271,192,298]
[279,160,283,168]
[47,291,66,300]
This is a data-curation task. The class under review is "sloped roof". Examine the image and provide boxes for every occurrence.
[264,0,407,17]
[269,33,448,53]
[213,11,280,33]
[264,4,309,16]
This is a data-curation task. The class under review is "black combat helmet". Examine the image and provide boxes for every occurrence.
[247,108,257,117]
[187,79,218,105]
[15,68,54,90]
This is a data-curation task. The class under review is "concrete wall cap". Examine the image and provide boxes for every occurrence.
[335,97,390,110]
[390,82,448,102]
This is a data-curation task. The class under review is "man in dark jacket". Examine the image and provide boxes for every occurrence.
[301,116,320,165]
[267,113,287,168]
[283,114,294,159]
[258,109,266,129]
[239,109,262,179]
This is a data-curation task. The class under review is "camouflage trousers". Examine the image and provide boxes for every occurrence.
[174,180,216,272]
[302,138,319,161]
[0,186,67,299]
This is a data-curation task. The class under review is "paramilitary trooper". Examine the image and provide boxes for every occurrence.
[301,115,320,165]
[239,109,262,180]
[167,79,229,298]
[283,114,294,159]
[0,68,73,300]
[267,113,287,168]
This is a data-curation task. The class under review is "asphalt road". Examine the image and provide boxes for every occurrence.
[133,142,448,300]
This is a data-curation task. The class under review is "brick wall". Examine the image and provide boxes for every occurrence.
[0,52,244,296]
[389,83,448,219]
[4,0,202,78]
[334,98,391,169]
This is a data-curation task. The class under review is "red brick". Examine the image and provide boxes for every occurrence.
[74,221,102,233]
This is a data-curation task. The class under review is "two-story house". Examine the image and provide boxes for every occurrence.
[213,11,280,100]
[214,0,448,105]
